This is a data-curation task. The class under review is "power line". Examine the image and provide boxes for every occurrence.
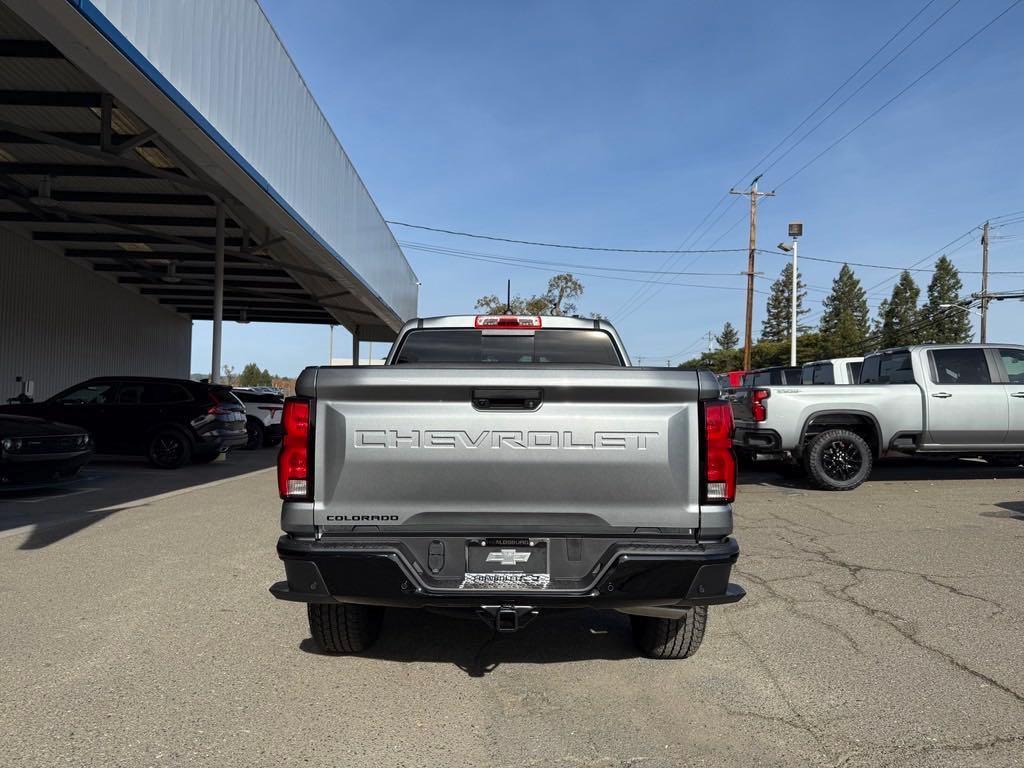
[611,0,947,321]
[387,221,742,254]
[800,224,983,328]
[773,0,1023,191]
[757,246,1024,275]
[615,208,751,323]
[404,247,748,276]
[756,0,962,180]
[399,241,749,271]
[404,243,766,294]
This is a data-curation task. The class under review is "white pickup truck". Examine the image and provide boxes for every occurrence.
[731,343,1024,490]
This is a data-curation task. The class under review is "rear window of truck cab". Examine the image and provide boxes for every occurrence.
[393,329,623,365]
[860,351,915,384]
[801,364,835,385]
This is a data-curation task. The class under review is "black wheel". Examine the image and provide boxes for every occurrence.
[147,429,192,469]
[244,418,265,450]
[630,607,707,659]
[804,428,873,491]
[307,603,384,654]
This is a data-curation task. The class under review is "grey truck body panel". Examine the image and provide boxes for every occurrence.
[286,363,728,537]
[732,343,1024,456]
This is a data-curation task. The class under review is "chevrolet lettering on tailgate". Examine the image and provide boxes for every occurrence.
[353,429,659,450]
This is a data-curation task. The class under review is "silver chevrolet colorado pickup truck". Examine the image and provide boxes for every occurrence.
[732,343,1024,490]
[271,315,744,659]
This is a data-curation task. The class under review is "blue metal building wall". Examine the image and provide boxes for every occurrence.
[73,0,418,324]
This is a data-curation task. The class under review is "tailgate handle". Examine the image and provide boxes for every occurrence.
[472,389,542,411]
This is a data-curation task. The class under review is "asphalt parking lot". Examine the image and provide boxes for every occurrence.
[2,459,1023,767]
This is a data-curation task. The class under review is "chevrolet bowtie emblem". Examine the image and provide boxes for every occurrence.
[486,548,531,566]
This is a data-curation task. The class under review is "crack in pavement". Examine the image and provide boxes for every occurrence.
[730,623,850,764]
[752,518,1024,707]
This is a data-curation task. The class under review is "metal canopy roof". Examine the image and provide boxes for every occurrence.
[0,1,416,340]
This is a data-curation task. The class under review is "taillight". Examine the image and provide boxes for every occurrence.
[474,315,542,328]
[208,389,225,415]
[703,400,736,503]
[751,389,770,422]
[278,397,311,499]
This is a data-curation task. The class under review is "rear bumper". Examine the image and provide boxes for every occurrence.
[197,424,247,451]
[271,535,744,610]
[733,425,783,452]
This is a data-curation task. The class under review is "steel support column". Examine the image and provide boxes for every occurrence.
[211,202,225,382]
[352,326,360,367]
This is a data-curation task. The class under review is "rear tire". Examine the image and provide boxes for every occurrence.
[244,418,264,450]
[630,607,707,659]
[147,429,192,469]
[803,428,873,491]
[307,603,384,654]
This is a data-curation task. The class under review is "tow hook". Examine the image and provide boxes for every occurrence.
[477,605,537,633]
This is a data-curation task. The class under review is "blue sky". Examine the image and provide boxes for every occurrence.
[193,0,1024,375]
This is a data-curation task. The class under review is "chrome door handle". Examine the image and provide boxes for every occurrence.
[931,392,952,399]
[1011,392,1024,398]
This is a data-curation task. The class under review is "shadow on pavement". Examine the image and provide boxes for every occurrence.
[299,607,639,677]
[984,501,1024,520]
[0,450,276,550]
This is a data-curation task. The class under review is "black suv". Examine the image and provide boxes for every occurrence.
[0,377,247,469]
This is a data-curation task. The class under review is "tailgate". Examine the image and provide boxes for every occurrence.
[307,367,712,533]
[729,387,758,423]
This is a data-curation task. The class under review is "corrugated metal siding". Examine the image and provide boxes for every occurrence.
[85,0,418,322]
[0,228,191,400]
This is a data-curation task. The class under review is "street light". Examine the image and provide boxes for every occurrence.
[939,302,983,318]
[778,222,802,366]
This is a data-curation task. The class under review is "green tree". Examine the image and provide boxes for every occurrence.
[818,264,870,357]
[760,263,809,342]
[679,331,825,371]
[715,321,739,350]
[542,273,584,316]
[474,293,549,315]
[238,362,273,387]
[875,270,922,348]
[920,256,972,343]
[475,273,588,316]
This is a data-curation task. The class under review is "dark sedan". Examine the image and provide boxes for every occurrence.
[0,377,247,469]
[0,415,93,486]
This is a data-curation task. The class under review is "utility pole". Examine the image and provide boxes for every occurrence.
[705,330,716,352]
[787,222,803,366]
[980,221,990,343]
[731,176,775,370]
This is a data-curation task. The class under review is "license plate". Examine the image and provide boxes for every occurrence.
[467,538,548,574]
[462,538,550,590]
